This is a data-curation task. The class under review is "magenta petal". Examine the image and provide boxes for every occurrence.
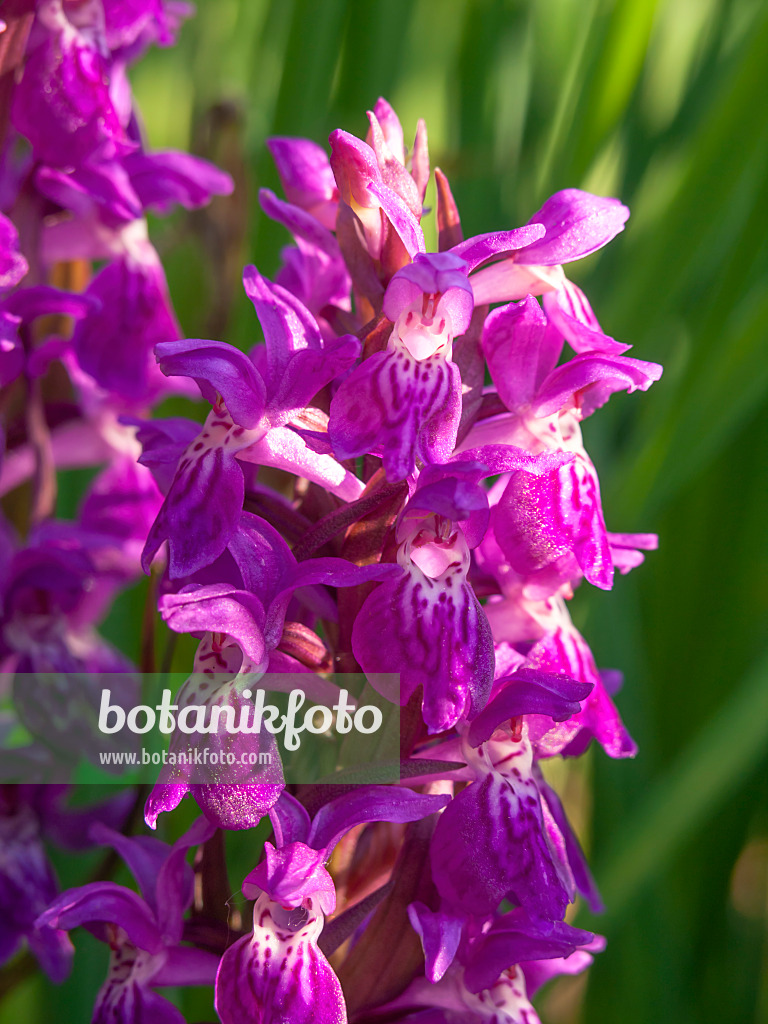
[159,584,267,668]
[308,788,450,855]
[12,28,130,168]
[463,910,597,994]
[215,919,347,1024]
[518,189,629,265]
[154,817,216,940]
[143,445,245,578]
[271,792,312,846]
[366,179,425,257]
[35,161,140,226]
[240,426,363,502]
[407,902,463,983]
[25,925,73,986]
[329,130,378,197]
[242,266,358,414]
[276,333,361,420]
[259,188,351,304]
[384,253,473,338]
[533,352,663,419]
[129,415,200,494]
[144,784,187,830]
[154,338,267,428]
[286,557,400,593]
[3,285,95,324]
[526,630,637,759]
[267,136,338,229]
[94,976,187,1024]
[608,532,658,575]
[191,784,283,831]
[523,944,603,997]
[468,669,593,747]
[404,474,489,544]
[0,312,23,388]
[244,842,335,914]
[0,213,28,289]
[37,883,163,954]
[430,773,571,921]
[352,570,494,731]
[329,349,461,481]
[124,150,234,214]
[243,264,322,369]
[542,282,631,356]
[493,459,614,590]
[151,946,220,988]
[482,295,564,411]
[449,224,547,272]
[540,785,603,914]
[454,444,575,478]
[73,256,180,402]
[88,824,171,907]
[371,97,405,162]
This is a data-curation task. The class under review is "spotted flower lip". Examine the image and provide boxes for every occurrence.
[328,252,473,479]
[352,467,496,731]
[215,787,450,1024]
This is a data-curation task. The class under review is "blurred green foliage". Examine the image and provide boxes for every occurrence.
[6,0,768,1020]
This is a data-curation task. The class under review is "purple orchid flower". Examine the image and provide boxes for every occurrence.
[391,916,601,1024]
[351,462,494,732]
[35,148,231,403]
[0,519,134,675]
[329,251,472,481]
[0,283,94,389]
[400,898,601,1023]
[0,795,73,983]
[351,451,570,733]
[141,267,363,578]
[0,785,132,984]
[37,816,219,1024]
[102,0,192,57]
[477,523,639,759]
[145,511,399,829]
[215,786,449,1024]
[430,722,579,923]
[330,125,425,266]
[469,188,632,357]
[462,295,660,592]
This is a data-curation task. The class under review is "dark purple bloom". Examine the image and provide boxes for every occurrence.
[37,816,219,1024]
[216,787,449,1023]
[0,786,132,984]
[352,465,495,731]
[329,252,472,480]
[142,268,362,578]
[430,726,574,922]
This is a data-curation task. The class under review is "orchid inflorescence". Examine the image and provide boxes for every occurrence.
[0,3,662,1022]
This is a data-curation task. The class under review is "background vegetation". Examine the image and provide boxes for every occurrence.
[6,0,768,1020]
